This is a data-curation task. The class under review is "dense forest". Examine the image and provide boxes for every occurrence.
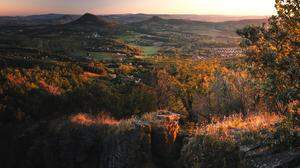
[0,0,299,168]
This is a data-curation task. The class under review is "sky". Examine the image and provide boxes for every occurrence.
[0,0,276,16]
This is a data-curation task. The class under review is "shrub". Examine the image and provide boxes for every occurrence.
[180,135,242,168]
[180,112,298,168]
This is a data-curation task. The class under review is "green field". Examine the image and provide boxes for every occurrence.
[118,32,159,56]
[90,52,115,61]
[71,51,121,61]
[118,31,141,42]
[141,46,158,56]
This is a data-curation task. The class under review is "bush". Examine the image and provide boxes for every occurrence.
[180,135,242,168]
[180,112,298,168]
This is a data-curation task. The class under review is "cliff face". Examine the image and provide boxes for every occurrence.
[1,112,183,168]
[150,112,183,167]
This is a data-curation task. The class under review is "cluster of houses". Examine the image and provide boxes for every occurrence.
[86,32,102,39]
[207,47,243,58]
[193,47,243,60]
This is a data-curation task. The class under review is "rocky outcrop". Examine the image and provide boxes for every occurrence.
[2,111,183,168]
[245,150,300,168]
[3,111,299,168]
[241,142,300,168]
[149,111,182,167]
[99,122,152,168]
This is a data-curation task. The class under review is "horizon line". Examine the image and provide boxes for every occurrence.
[0,12,272,17]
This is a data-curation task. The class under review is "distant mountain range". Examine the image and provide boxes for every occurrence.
[105,14,269,24]
[0,13,269,26]
[0,13,267,38]
[128,16,267,37]
[0,14,79,26]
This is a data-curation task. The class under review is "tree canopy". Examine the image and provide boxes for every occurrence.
[237,0,299,113]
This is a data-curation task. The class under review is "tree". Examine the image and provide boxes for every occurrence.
[237,0,299,113]
[156,60,218,121]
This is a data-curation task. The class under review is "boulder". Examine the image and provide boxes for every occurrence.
[245,150,300,168]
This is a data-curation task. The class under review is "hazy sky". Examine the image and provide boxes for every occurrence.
[0,0,276,16]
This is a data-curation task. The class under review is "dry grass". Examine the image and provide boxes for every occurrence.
[197,112,285,141]
[7,73,27,85]
[118,64,135,74]
[70,113,120,126]
[39,80,62,95]
[81,72,103,80]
